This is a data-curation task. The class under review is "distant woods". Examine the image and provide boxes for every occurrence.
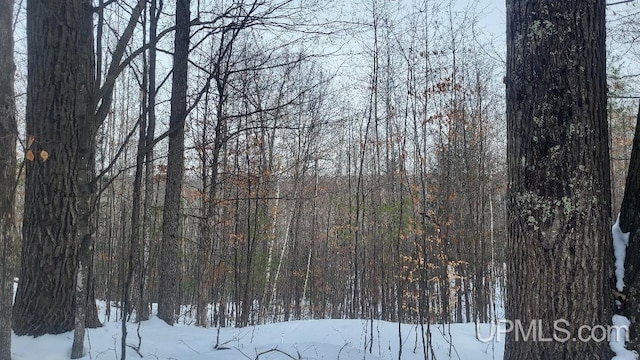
[79,0,507,329]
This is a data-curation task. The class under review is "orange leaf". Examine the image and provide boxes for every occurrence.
[27,135,35,148]
[40,150,49,161]
[26,150,34,161]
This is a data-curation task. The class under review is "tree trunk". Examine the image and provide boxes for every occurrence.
[0,0,15,357]
[72,1,101,356]
[13,0,89,336]
[139,0,160,323]
[505,1,611,359]
[158,0,190,325]
[617,105,640,352]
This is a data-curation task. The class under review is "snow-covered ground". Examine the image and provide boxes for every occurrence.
[10,303,504,360]
[8,214,637,359]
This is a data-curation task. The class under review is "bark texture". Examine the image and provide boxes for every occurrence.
[13,0,100,336]
[617,105,640,352]
[158,0,190,325]
[505,1,612,359]
[0,0,16,358]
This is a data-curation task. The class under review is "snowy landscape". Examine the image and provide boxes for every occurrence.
[5,0,640,359]
[10,302,505,360]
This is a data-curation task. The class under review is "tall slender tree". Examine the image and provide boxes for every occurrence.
[0,0,16,358]
[158,0,190,325]
[505,1,611,358]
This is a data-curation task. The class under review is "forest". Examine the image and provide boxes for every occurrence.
[1,0,640,359]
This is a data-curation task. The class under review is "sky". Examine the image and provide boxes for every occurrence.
[476,0,506,43]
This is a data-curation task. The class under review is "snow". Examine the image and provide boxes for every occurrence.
[611,216,638,360]
[611,315,638,360]
[9,302,504,360]
[612,216,630,292]
[8,215,638,359]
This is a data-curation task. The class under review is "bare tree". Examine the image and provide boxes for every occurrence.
[158,0,191,325]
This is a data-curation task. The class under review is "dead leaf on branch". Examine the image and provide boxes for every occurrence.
[25,150,34,161]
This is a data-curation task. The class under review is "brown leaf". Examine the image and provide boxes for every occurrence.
[26,150,34,161]
[27,135,35,148]
[40,150,49,161]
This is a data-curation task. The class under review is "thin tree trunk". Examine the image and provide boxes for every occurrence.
[140,0,160,323]
[0,0,16,357]
[72,1,102,356]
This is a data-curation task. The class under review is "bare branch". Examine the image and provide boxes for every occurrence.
[94,0,146,127]
[607,0,635,6]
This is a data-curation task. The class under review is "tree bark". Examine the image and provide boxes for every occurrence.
[139,0,160,323]
[158,0,190,325]
[505,0,611,360]
[0,0,16,358]
[13,0,90,336]
[72,0,101,356]
[505,1,611,359]
[617,104,640,352]
[14,0,143,338]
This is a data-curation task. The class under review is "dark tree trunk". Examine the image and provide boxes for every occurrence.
[13,0,89,336]
[0,0,16,358]
[617,105,640,351]
[139,0,160,323]
[158,0,190,325]
[505,1,611,359]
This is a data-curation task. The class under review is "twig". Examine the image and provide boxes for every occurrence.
[607,0,635,6]
[125,344,143,358]
[253,347,299,359]
[179,339,201,354]
[86,327,94,360]
[337,342,349,360]
[433,324,461,359]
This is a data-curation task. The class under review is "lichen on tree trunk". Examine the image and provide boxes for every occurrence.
[505,1,612,359]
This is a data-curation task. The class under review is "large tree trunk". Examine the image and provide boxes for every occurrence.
[14,0,142,339]
[13,0,89,336]
[158,0,190,325]
[505,1,611,359]
[0,0,16,358]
